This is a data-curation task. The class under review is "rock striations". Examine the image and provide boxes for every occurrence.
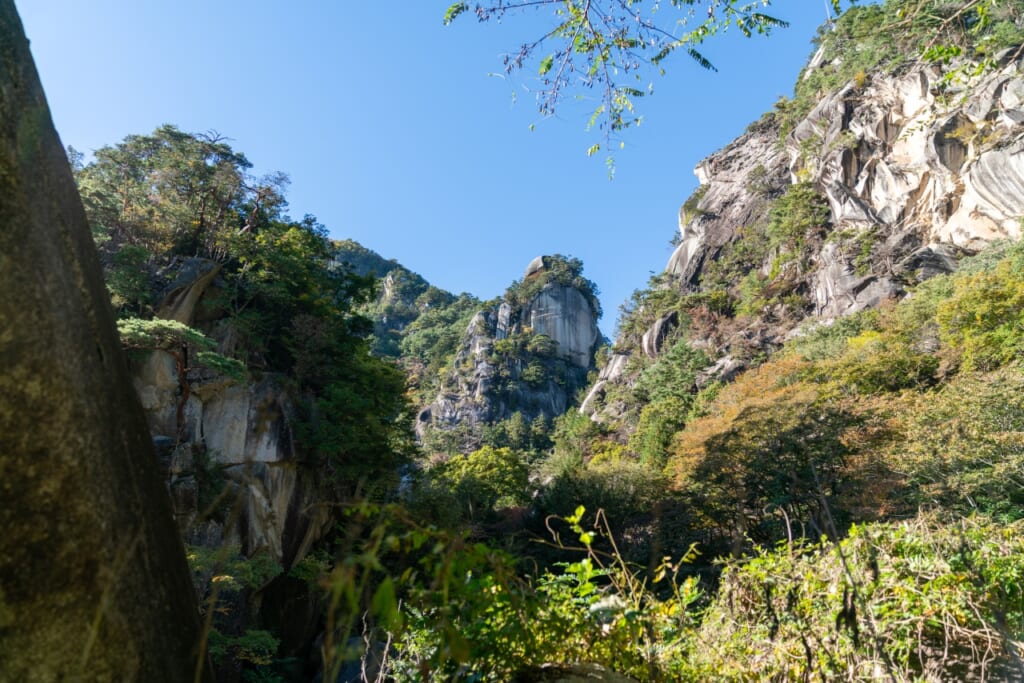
[675,50,1024,319]
[586,49,1024,425]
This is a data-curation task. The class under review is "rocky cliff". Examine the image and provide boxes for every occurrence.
[130,258,326,570]
[586,37,1024,428]
[418,255,602,450]
[672,50,1024,317]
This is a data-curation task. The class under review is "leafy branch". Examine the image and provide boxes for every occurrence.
[445,1,807,157]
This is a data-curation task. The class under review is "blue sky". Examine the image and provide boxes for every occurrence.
[18,1,841,337]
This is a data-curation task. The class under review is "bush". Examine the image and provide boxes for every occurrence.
[898,368,1024,519]
[815,330,939,394]
[633,339,708,405]
[937,255,1024,370]
[790,309,882,361]
[629,397,690,468]
[766,182,830,256]
[682,514,1024,682]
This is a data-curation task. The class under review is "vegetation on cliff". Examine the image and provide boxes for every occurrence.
[75,126,415,499]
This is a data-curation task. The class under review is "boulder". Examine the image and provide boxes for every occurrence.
[525,255,547,278]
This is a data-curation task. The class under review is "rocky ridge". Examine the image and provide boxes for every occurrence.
[585,47,1024,424]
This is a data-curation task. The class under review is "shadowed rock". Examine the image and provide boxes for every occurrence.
[0,3,209,679]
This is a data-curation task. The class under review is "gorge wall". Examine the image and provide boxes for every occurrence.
[585,47,1024,425]
[131,258,325,570]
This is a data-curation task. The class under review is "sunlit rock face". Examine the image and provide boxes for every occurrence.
[584,52,1024,424]
[525,283,600,368]
[666,116,791,287]
[418,257,602,449]
[791,56,1024,251]
[667,51,1024,322]
[137,356,327,567]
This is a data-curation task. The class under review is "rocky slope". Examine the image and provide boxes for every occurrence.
[130,249,605,557]
[585,44,1024,426]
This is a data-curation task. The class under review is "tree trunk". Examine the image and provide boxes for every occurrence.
[0,4,211,680]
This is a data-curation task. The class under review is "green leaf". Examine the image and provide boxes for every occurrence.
[571,505,586,522]
[443,2,468,26]
[586,143,600,157]
[687,48,717,72]
[539,54,555,76]
[371,576,400,629]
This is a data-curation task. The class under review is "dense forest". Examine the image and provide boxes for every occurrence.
[5,0,1024,681]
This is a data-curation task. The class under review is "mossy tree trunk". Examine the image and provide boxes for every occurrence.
[0,4,211,680]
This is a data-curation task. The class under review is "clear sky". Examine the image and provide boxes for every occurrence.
[17,1,841,338]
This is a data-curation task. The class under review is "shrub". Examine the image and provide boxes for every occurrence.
[790,309,882,361]
[629,397,690,468]
[815,330,939,394]
[898,368,1024,519]
[766,182,830,256]
[633,339,708,405]
[522,360,549,387]
[536,457,670,530]
[682,514,1024,682]
[937,256,1024,370]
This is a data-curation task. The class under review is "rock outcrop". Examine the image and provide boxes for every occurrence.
[419,256,602,447]
[666,51,1024,323]
[667,117,791,287]
[523,283,601,368]
[128,257,329,568]
[135,351,325,567]
[584,47,1024,427]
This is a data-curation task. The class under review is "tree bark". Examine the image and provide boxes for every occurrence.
[0,3,211,680]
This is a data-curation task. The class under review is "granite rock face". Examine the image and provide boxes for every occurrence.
[788,54,1024,317]
[584,52,1024,424]
[419,257,602,448]
[133,355,327,567]
[525,283,601,368]
[666,53,1024,322]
